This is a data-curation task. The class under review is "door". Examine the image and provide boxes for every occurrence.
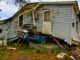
[42,11,52,34]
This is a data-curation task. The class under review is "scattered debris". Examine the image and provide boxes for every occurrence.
[72,41,80,45]
[53,38,64,49]
[57,52,76,60]
[7,47,16,50]
[57,52,67,59]
[70,56,76,60]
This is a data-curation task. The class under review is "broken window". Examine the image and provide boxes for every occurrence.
[0,29,2,33]
[72,22,74,27]
[19,15,23,27]
[44,11,51,22]
[34,12,38,20]
[76,20,79,33]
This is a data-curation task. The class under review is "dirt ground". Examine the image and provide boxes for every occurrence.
[0,45,80,60]
[0,46,59,60]
[4,50,58,60]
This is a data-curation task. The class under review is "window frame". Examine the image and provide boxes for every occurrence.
[0,29,2,33]
[18,15,23,28]
[43,10,52,22]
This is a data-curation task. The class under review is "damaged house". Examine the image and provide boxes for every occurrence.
[0,1,80,45]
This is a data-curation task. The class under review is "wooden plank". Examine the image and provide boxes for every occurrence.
[32,12,36,26]
[32,3,40,26]
[72,41,80,45]
[53,38,64,49]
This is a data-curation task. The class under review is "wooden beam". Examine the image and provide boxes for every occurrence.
[32,3,40,26]
[32,12,36,26]
[53,38,64,49]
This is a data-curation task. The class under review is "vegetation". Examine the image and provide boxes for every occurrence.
[0,47,7,60]
[10,44,36,52]
[0,44,59,60]
[0,43,80,60]
[0,0,42,8]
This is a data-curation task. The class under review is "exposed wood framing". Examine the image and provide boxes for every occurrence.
[32,12,36,26]
[32,3,40,26]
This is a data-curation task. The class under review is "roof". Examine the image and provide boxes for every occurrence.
[2,1,80,22]
[0,18,11,24]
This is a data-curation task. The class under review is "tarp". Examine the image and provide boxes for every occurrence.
[24,34,48,43]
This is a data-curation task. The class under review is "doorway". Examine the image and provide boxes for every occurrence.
[42,10,52,34]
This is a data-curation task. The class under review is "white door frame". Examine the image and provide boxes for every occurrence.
[42,10,52,34]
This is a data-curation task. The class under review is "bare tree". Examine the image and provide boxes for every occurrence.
[0,0,28,8]
[14,0,28,8]
[0,0,42,8]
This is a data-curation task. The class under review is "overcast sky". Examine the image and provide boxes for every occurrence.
[0,0,79,20]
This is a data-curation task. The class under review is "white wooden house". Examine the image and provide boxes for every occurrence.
[0,1,80,45]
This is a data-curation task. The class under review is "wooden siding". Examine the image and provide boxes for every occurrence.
[44,5,72,41]
[8,18,18,38]
[78,20,80,38]
[23,15,33,24]
[8,13,32,39]
[1,21,10,39]
[35,11,43,32]
[5,4,78,43]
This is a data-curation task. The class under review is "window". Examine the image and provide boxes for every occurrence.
[76,20,78,33]
[19,15,23,27]
[44,11,51,22]
[0,29,2,33]
[34,13,38,20]
[72,22,74,27]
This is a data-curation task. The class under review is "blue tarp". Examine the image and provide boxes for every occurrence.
[24,34,48,43]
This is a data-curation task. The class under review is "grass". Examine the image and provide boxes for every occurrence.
[0,44,62,60]
[0,42,80,60]
[9,44,36,53]
[9,43,62,54]
[51,48,62,55]
[0,47,7,60]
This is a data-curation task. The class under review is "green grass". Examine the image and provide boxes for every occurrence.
[51,48,62,55]
[9,44,62,54]
[9,44,36,52]
[0,48,7,60]
[0,44,62,60]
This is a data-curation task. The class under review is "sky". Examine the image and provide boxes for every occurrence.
[0,0,79,20]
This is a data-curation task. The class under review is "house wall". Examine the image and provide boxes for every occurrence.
[1,21,10,39]
[7,10,33,39]
[71,6,80,41]
[0,25,3,37]
[43,5,73,42]
[35,11,43,32]
[78,18,80,38]
[7,17,18,39]
[6,4,78,43]
[23,14,33,24]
